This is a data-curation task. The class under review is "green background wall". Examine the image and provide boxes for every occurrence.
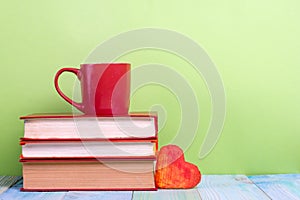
[1,0,299,175]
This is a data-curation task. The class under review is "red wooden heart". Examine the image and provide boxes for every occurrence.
[155,145,201,189]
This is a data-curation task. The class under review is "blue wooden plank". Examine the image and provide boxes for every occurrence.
[197,175,270,200]
[2,174,299,199]
[0,179,67,200]
[249,174,300,200]
[133,189,201,200]
[0,176,22,194]
[64,191,133,200]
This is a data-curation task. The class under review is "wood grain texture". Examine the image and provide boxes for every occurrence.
[249,174,300,200]
[0,176,22,194]
[0,179,66,200]
[133,189,201,200]
[197,175,271,200]
[64,191,133,200]
[1,174,300,199]
[0,179,132,200]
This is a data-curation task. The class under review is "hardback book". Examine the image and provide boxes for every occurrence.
[20,139,157,159]
[20,113,158,140]
[20,157,157,191]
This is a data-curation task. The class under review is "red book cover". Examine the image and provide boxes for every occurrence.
[20,138,158,143]
[20,112,158,120]
[20,188,157,192]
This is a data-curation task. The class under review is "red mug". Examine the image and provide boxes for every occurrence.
[54,63,131,116]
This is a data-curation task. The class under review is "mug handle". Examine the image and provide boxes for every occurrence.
[54,68,84,112]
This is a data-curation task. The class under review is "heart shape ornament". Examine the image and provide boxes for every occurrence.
[155,145,201,189]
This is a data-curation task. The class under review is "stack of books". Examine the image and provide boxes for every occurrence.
[19,113,158,191]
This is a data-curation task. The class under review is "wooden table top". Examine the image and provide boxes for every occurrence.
[1,174,300,199]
